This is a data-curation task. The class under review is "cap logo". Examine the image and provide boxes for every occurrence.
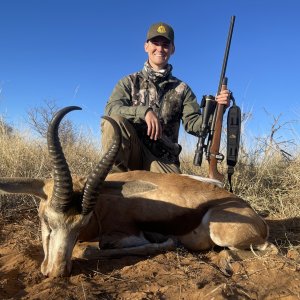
[157,25,166,34]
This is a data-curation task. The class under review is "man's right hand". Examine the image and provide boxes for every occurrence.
[145,109,162,140]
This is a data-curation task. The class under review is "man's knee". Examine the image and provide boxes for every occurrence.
[102,114,129,128]
[101,114,143,171]
[101,115,135,137]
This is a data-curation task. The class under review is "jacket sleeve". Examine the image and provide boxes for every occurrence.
[181,85,203,137]
[104,76,149,122]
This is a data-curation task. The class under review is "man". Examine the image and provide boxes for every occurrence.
[102,22,230,173]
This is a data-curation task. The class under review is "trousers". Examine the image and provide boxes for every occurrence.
[101,115,181,174]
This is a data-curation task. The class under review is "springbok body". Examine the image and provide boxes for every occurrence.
[0,107,269,277]
[81,171,268,251]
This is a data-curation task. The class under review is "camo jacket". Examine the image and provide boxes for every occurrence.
[104,68,203,145]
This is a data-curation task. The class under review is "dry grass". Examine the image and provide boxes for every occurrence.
[0,115,299,251]
[179,120,300,218]
[0,121,99,217]
[181,148,300,219]
[0,124,99,179]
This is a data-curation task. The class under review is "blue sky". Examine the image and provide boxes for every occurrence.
[1,0,299,143]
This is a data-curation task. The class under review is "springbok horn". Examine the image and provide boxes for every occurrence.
[81,116,121,215]
[47,106,82,212]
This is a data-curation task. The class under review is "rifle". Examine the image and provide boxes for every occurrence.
[193,16,240,188]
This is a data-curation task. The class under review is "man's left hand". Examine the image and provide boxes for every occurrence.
[216,89,231,107]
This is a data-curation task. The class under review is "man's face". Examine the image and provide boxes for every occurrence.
[144,36,175,70]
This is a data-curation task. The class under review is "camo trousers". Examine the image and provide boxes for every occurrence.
[101,115,181,174]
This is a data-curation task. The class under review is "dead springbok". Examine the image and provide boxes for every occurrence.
[0,106,270,277]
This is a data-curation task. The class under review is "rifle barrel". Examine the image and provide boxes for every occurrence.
[217,16,235,94]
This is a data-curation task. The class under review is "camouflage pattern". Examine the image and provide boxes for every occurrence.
[101,115,181,173]
[104,65,203,159]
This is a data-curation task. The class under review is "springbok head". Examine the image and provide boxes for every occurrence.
[1,106,121,277]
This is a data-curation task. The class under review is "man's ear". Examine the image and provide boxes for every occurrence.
[144,41,149,53]
[171,44,175,55]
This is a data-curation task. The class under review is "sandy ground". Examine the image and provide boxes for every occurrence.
[0,211,299,300]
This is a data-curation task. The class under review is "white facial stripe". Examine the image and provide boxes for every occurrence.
[40,207,92,277]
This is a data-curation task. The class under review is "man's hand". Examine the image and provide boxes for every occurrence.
[145,109,162,140]
[216,89,231,107]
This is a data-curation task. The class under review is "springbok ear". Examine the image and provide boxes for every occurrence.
[0,178,48,200]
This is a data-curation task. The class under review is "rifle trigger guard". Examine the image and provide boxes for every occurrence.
[211,153,224,162]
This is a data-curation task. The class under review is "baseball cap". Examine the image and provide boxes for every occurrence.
[146,22,174,43]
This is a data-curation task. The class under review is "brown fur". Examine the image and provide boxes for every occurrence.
[0,170,270,277]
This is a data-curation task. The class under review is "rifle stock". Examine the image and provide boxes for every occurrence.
[208,79,227,182]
